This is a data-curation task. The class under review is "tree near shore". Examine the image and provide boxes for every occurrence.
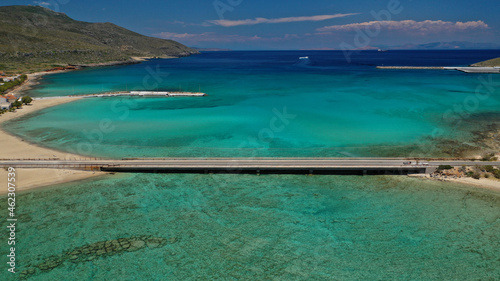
[11,100,22,109]
[0,75,27,93]
[21,96,33,105]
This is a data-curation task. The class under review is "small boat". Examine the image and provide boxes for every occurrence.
[377,49,388,52]
[299,56,309,60]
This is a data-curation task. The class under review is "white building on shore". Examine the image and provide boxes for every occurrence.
[0,95,10,109]
[0,75,21,82]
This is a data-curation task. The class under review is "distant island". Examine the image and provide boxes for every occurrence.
[0,5,199,74]
[471,57,500,67]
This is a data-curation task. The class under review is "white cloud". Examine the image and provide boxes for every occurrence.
[317,20,489,34]
[155,32,264,43]
[209,13,359,27]
[156,32,199,39]
[33,1,51,6]
[169,20,211,27]
[155,32,298,44]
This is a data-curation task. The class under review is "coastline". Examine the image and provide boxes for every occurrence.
[0,97,86,159]
[0,56,170,194]
[4,55,162,97]
[0,96,106,195]
[72,55,173,68]
[408,174,500,192]
[0,168,107,195]
[5,69,70,97]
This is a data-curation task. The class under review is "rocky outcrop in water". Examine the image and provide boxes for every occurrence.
[19,235,178,280]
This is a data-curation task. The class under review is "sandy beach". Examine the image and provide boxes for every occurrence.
[6,69,70,96]
[0,168,104,194]
[0,61,157,195]
[408,173,500,192]
[0,96,106,195]
[444,177,500,191]
[0,97,86,159]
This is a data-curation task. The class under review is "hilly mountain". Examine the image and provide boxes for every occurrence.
[0,5,199,73]
[471,57,500,67]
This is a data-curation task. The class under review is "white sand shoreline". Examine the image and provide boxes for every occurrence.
[408,174,500,192]
[6,69,72,97]
[0,57,165,194]
[0,95,106,195]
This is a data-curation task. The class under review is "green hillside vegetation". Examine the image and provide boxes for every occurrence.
[0,5,198,74]
[471,57,500,67]
[0,75,27,93]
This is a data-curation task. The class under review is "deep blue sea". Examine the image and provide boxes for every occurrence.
[1,50,500,280]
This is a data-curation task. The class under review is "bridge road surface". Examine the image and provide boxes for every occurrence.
[1,158,499,174]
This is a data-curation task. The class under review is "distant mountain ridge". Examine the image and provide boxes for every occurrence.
[0,5,199,73]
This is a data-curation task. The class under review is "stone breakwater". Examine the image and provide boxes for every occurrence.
[376,66,444,69]
[377,66,500,73]
[19,235,178,280]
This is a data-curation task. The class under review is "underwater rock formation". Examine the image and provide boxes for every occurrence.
[19,235,177,280]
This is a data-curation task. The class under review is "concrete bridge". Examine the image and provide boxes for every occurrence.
[1,158,499,175]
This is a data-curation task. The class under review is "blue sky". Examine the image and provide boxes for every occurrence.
[1,0,499,49]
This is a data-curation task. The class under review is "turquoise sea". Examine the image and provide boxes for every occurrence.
[3,174,500,280]
[4,50,500,158]
[1,51,500,280]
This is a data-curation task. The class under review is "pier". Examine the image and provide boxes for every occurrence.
[34,91,206,100]
[376,66,444,70]
[2,158,499,175]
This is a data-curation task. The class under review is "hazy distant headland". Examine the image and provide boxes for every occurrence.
[0,5,199,74]
[471,57,500,67]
